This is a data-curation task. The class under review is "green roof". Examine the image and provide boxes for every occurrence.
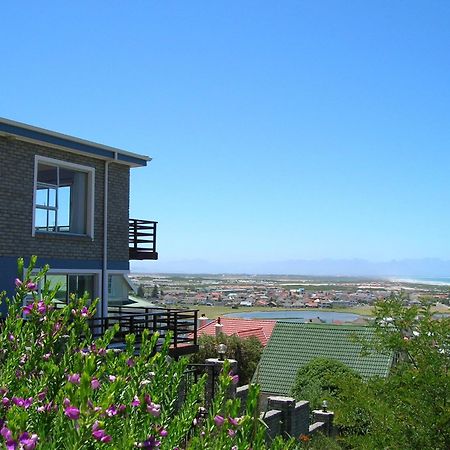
[253,322,393,396]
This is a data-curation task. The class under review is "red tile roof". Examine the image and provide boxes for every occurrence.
[198,317,276,346]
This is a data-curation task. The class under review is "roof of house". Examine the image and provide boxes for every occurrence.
[198,317,276,346]
[254,322,393,396]
[0,117,150,167]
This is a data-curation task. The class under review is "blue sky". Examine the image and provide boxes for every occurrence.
[2,1,450,273]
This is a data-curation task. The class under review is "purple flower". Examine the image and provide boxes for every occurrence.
[37,390,47,401]
[26,282,37,291]
[105,405,118,417]
[159,428,168,437]
[230,374,239,385]
[12,397,33,409]
[43,353,51,361]
[80,306,89,317]
[68,373,81,385]
[2,397,10,407]
[228,429,236,437]
[214,415,225,426]
[64,405,80,420]
[126,357,135,367]
[22,304,34,315]
[92,424,112,443]
[7,334,15,342]
[19,432,38,450]
[37,301,46,314]
[108,375,116,383]
[91,378,100,390]
[131,395,141,407]
[15,278,22,287]
[138,435,161,449]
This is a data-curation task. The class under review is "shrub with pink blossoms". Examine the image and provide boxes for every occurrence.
[0,258,307,449]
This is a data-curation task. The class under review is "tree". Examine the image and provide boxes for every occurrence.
[335,295,450,449]
[292,357,360,410]
[189,333,263,385]
[137,284,145,298]
[151,284,159,299]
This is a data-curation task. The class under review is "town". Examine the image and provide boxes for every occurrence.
[129,273,450,312]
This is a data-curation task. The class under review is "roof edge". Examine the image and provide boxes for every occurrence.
[0,117,151,168]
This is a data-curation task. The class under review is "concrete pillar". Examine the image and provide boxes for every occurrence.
[312,410,334,436]
[205,358,238,406]
[267,396,296,438]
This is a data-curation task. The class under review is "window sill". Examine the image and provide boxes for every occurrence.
[34,231,94,240]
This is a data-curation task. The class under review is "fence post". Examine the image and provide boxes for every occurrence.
[312,409,334,436]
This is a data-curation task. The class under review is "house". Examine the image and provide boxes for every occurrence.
[0,117,157,311]
[254,322,393,397]
[0,117,198,356]
[197,317,276,346]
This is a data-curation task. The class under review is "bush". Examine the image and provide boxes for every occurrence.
[189,333,263,385]
[291,357,360,410]
[0,258,316,449]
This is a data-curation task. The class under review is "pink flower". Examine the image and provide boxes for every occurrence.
[108,375,116,382]
[91,378,100,390]
[106,405,118,417]
[68,374,81,385]
[230,374,239,385]
[22,304,34,315]
[26,282,37,291]
[15,278,22,287]
[228,429,236,437]
[92,422,112,443]
[37,301,46,314]
[228,417,239,427]
[146,402,161,417]
[12,397,33,409]
[159,428,168,437]
[64,405,80,420]
[214,415,225,426]
[131,396,141,407]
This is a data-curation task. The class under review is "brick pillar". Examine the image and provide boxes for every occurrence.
[205,358,238,406]
[312,410,334,436]
[267,396,296,438]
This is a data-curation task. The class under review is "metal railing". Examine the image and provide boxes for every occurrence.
[129,219,158,260]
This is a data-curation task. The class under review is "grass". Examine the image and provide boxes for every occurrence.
[193,305,375,320]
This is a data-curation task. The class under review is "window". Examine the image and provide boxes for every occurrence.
[45,274,95,305]
[33,157,94,236]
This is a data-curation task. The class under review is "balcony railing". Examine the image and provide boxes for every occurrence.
[91,306,199,357]
[129,219,158,260]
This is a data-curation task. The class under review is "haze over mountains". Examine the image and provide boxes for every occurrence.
[131,258,450,278]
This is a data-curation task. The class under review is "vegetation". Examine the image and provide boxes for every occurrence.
[0,258,331,449]
[292,358,361,411]
[189,333,263,385]
[293,295,450,449]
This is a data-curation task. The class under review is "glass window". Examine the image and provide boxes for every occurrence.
[44,274,95,305]
[34,159,92,235]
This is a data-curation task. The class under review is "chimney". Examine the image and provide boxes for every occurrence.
[215,317,224,338]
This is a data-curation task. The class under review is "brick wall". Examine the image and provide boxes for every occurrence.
[0,136,130,265]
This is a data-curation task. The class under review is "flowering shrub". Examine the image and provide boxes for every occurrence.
[0,258,314,449]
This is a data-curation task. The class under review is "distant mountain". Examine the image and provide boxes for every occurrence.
[131,257,450,278]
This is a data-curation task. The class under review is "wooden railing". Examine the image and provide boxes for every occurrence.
[129,219,158,260]
[90,306,198,355]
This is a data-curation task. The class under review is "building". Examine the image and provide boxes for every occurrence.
[254,322,393,397]
[0,117,159,316]
[198,317,276,346]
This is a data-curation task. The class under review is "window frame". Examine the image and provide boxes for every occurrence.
[32,156,95,238]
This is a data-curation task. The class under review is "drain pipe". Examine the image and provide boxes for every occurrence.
[102,161,110,318]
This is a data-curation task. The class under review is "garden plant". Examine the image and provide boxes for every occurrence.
[0,258,318,450]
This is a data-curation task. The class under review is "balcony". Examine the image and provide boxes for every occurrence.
[129,219,158,260]
[90,306,199,357]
